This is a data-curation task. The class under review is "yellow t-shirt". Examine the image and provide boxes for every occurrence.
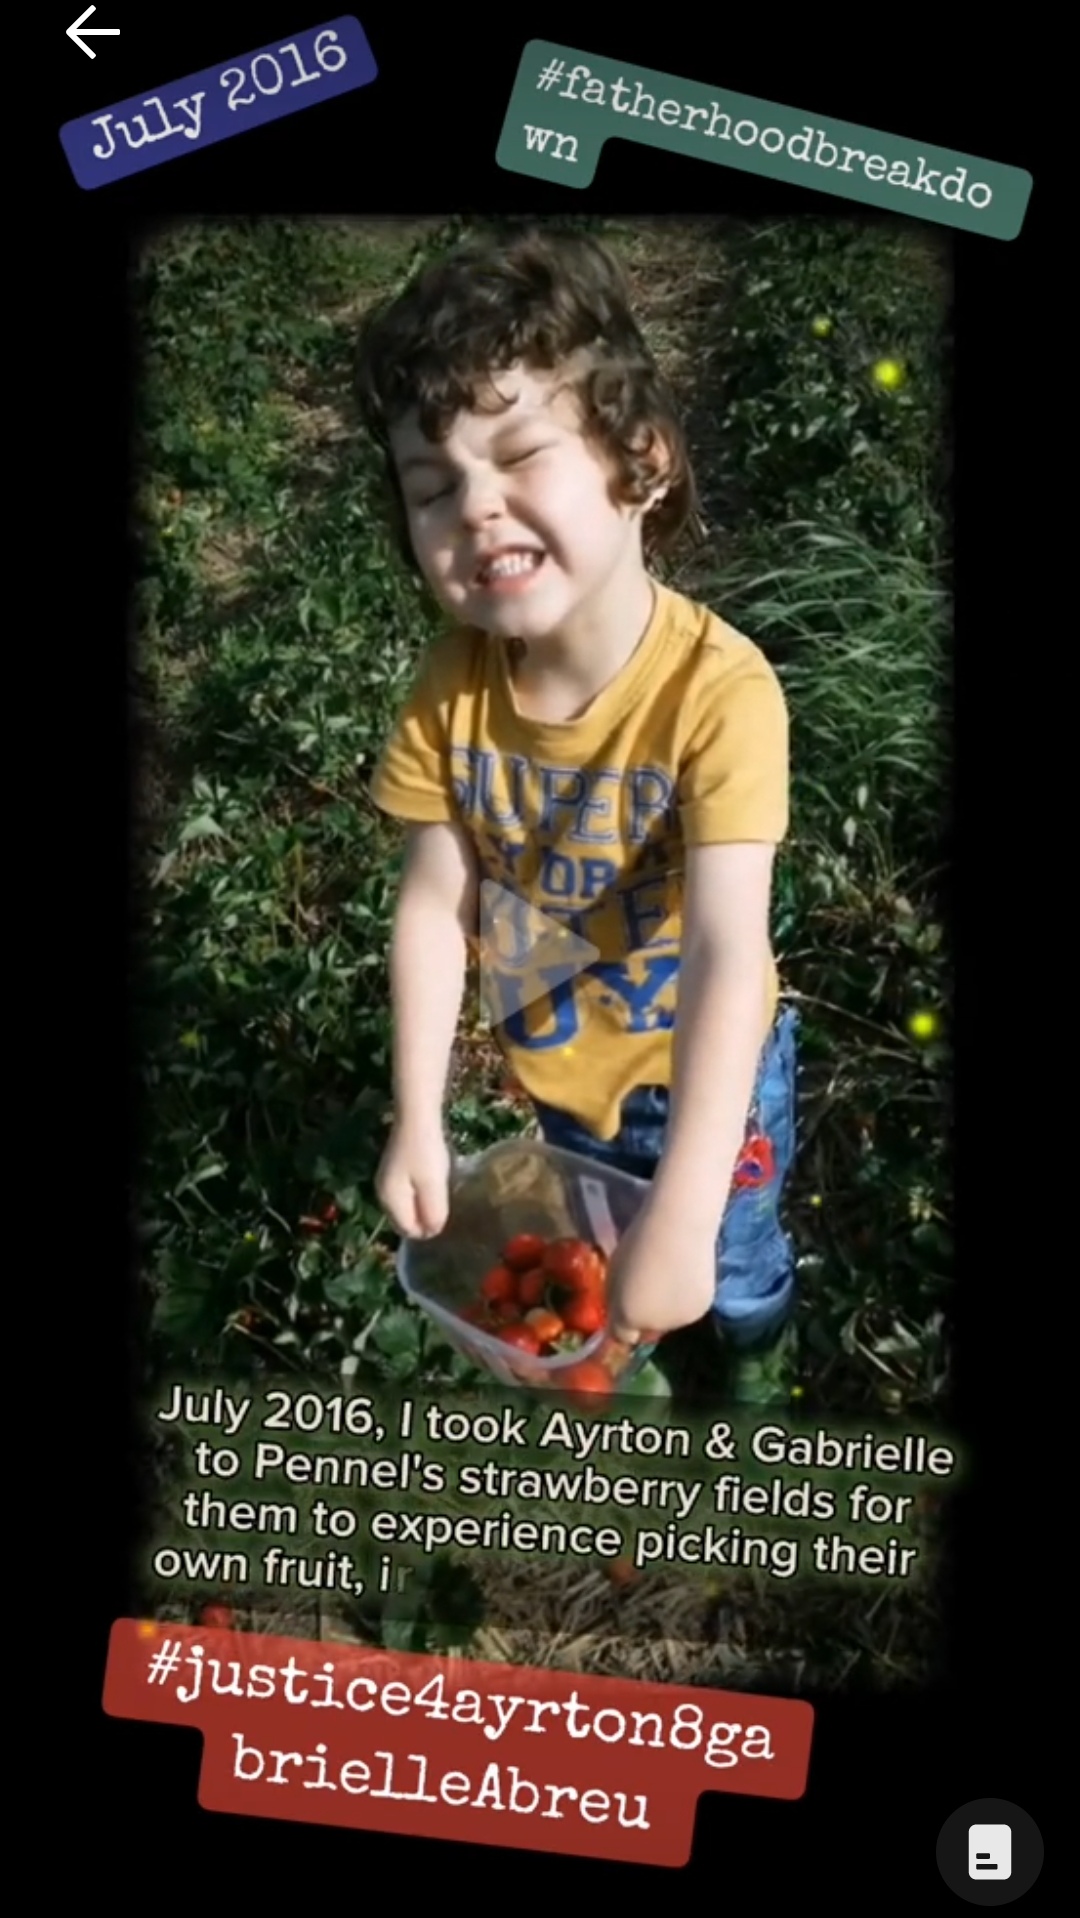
[369,581,788,1141]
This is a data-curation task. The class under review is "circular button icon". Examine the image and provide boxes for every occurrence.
[937,1799,1043,1903]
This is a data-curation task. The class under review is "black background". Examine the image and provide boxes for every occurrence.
[50,9,1049,1895]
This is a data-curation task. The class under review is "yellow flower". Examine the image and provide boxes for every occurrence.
[811,316,833,339]
[872,357,906,391]
[790,1384,805,1400]
[809,1193,823,1208]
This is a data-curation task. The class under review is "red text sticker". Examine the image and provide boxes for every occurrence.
[106,1620,814,1865]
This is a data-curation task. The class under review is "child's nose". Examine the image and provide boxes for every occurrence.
[458,469,505,527]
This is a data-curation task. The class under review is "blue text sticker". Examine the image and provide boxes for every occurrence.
[60,18,377,190]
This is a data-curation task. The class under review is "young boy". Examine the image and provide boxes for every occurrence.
[355,227,799,1404]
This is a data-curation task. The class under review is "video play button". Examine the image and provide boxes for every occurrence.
[478,880,600,1029]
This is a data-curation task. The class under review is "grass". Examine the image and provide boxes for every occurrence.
[132,213,952,1690]
[707,520,950,1415]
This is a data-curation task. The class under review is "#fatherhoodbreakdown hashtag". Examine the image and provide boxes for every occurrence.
[536,59,566,90]
[527,59,996,212]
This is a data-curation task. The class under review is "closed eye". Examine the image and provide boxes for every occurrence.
[410,444,554,508]
[412,479,455,508]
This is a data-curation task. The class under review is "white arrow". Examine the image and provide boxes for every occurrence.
[477,880,600,1030]
[67,7,120,58]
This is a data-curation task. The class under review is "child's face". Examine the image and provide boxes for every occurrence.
[390,363,653,645]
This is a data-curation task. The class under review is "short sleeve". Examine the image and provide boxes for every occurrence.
[368,632,472,824]
[677,641,789,845]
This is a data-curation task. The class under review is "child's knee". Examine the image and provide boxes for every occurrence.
[714,1241,795,1345]
[715,1214,795,1306]
[722,1175,788,1257]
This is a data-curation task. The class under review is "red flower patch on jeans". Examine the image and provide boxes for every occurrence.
[733,1134,776,1189]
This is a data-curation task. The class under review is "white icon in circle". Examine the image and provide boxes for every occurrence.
[968,1823,1012,1881]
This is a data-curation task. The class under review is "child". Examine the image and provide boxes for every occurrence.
[355,227,799,1404]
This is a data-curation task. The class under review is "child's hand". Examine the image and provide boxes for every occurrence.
[376,1120,451,1238]
[605,1198,716,1343]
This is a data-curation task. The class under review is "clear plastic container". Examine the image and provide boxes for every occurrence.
[396,1138,651,1390]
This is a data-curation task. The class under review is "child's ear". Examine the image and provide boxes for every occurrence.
[642,431,674,509]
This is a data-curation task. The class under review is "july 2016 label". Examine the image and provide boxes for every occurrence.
[60,19,378,190]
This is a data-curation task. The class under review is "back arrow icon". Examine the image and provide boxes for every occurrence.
[67,7,120,58]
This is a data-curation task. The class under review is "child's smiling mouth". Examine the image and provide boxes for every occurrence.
[474,546,547,590]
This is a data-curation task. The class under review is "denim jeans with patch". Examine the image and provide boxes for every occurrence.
[531,1004,800,1351]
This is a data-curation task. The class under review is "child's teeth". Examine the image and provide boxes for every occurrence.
[487,552,540,578]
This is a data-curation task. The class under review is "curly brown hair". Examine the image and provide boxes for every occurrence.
[354,226,699,571]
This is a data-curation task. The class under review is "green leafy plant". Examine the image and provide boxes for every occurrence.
[710,217,951,562]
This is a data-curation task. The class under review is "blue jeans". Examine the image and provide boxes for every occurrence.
[531,1004,800,1351]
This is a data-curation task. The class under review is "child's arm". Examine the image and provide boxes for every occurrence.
[606,841,776,1341]
[376,819,479,1238]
